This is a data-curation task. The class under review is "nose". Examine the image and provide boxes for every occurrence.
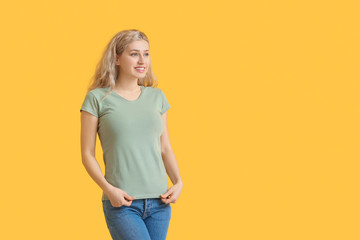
[138,55,144,63]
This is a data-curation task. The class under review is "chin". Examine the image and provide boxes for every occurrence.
[134,72,147,76]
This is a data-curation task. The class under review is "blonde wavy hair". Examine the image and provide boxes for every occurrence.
[85,29,159,97]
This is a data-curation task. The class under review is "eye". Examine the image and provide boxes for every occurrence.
[131,53,149,56]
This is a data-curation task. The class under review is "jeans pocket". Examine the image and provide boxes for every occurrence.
[103,200,128,221]
[104,200,127,208]
[158,198,171,207]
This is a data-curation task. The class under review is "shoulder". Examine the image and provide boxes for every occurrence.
[87,87,112,100]
[89,86,110,95]
[144,86,162,93]
[143,86,164,97]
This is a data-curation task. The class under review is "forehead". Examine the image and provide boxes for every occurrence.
[127,40,149,52]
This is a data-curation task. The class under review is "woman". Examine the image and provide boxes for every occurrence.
[80,29,183,240]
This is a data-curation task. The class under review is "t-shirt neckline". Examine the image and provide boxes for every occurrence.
[110,85,144,103]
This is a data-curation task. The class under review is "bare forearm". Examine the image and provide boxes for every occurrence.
[161,149,182,185]
[81,153,112,194]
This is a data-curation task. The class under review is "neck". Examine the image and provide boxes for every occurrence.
[114,80,140,92]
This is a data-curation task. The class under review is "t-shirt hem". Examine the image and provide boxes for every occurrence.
[80,108,99,118]
[161,105,171,115]
[102,193,165,201]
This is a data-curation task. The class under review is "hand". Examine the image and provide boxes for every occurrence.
[160,182,183,204]
[105,185,136,207]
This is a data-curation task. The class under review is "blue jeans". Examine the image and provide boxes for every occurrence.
[102,198,171,240]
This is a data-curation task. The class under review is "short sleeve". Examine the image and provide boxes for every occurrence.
[160,90,171,115]
[80,92,99,118]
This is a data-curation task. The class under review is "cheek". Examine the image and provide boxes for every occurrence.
[120,58,136,69]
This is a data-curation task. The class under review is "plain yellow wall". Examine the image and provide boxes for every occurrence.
[0,0,359,239]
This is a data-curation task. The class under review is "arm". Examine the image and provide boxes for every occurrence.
[80,111,113,195]
[159,111,183,203]
[80,111,136,206]
[160,111,183,186]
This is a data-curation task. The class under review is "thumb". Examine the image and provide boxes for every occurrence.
[161,191,170,198]
[161,186,174,198]
[124,193,136,200]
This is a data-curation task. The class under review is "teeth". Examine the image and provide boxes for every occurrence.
[135,67,144,70]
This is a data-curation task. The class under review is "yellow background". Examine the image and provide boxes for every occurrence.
[1,0,359,239]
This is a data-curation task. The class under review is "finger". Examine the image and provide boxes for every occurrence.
[122,200,132,206]
[124,193,136,201]
[123,200,132,206]
[163,196,175,204]
[162,187,174,197]
[162,192,175,202]
[161,189,173,199]
[161,194,172,199]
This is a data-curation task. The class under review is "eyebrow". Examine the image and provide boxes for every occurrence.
[129,49,149,52]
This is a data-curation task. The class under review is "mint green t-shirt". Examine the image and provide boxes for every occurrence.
[80,85,171,200]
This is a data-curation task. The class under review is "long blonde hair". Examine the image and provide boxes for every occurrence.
[85,29,159,97]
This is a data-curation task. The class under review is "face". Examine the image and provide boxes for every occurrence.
[116,40,150,80]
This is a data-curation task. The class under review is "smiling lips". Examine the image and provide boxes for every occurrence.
[135,67,145,73]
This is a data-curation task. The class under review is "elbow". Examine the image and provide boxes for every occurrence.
[81,151,95,164]
[161,146,172,156]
